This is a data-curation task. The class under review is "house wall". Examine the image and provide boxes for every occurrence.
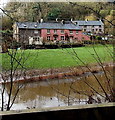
[13,23,19,42]
[14,26,90,46]
[19,29,41,45]
[81,25,104,34]
[41,29,90,42]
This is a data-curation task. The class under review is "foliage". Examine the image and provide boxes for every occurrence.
[1,2,114,35]
[85,13,97,21]
[110,10,115,16]
[47,8,61,20]
[104,14,115,35]
[2,16,13,30]
[100,10,110,18]
[0,2,114,111]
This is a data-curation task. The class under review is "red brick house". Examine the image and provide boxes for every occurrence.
[13,21,90,46]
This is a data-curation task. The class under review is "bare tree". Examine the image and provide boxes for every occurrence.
[49,1,114,104]
[0,1,114,111]
[0,7,30,111]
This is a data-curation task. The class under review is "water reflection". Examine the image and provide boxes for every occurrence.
[1,67,113,110]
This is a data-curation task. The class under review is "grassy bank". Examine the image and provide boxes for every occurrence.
[1,45,113,70]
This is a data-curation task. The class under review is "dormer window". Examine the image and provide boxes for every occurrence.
[23,24,27,27]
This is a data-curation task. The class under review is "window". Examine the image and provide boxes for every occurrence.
[34,30,38,34]
[75,37,78,40]
[54,36,57,40]
[33,36,39,45]
[61,36,64,40]
[96,29,98,31]
[47,36,50,40]
[83,29,86,32]
[54,29,57,34]
[82,37,85,40]
[70,36,73,40]
[33,36,39,41]
[99,25,101,27]
[99,29,102,32]
[47,29,50,34]
[70,30,73,34]
[92,29,94,32]
[76,31,79,34]
[61,30,64,34]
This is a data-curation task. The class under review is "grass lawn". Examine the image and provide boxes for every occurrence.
[1,44,113,70]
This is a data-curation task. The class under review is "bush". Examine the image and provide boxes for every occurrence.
[110,10,115,16]
[83,40,93,44]
[9,41,21,49]
[96,36,102,40]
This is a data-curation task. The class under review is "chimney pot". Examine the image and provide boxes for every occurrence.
[61,20,64,24]
[40,18,43,23]
[71,18,73,22]
[56,18,58,22]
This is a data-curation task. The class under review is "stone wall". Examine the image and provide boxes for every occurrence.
[0,103,115,120]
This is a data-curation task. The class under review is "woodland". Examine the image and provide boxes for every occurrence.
[1,2,115,35]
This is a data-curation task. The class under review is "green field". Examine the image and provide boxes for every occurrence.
[1,45,113,70]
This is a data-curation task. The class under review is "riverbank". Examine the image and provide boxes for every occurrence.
[0,62,114,111]
[1,62,113,84]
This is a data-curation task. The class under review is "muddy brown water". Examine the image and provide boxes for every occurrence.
[0,66,113,110]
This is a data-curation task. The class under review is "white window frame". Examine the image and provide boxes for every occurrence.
[33,36,39,41]
[47,29,50,34]
[61,36,65,40]
[54,29,57,34]
[99,29,102,32]
[34,30,38,34]
[76,31,79,34]
[61,30,64,34]
[70,30,73,34]
[47,36,50,40]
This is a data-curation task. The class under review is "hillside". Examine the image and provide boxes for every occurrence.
[2,2,114,35]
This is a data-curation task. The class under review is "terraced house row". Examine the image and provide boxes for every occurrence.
[13,19,104,46]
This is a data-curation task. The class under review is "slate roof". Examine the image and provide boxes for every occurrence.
[16,22,82,30]
[73,20,104,26]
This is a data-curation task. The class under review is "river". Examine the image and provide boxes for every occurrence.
[0,66,113,110]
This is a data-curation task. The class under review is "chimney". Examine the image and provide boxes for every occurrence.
[56,18,58,22]
[85,19,88,22]
[34,24,37,28]
[71,18,73,22]
[99,18,102,21]
[40,18,43,23]
[71,18,76,25]
[61,20,65,24]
